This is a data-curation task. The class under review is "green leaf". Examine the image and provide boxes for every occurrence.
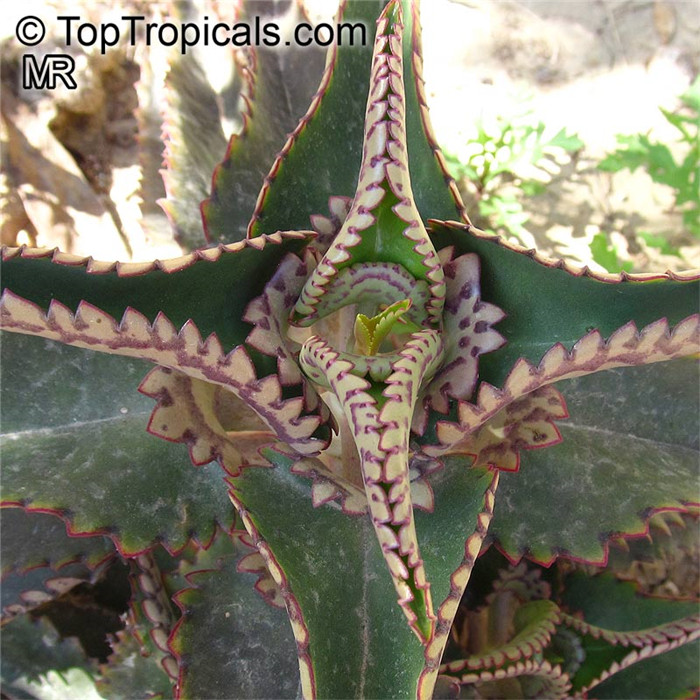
[589,232,633,273]
[0,333,235,555]
[590,642,699,699]
[562,572,698,633]
[598,134,652,173]
[560,572,699,697]
[1,508,114,575]
[489,359,699,564]
[0,234,310,355]
[547,127,584,152]
[229,451,495,698]
[246,1,382,237]
[202,2,326,243]
[638,231,682,257]
[399,1,465,222]
[248,0,461,239]
[441,599,560,678]
[170,531,299,699]
[429,220,699,389]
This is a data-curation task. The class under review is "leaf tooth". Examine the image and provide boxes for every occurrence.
[533,344,567,380]
[196,247,223,263]
[52,251,89,266]
[201,332,225,361]
[671,314,700,345]
[226,345,257,384]
[1,245,22,260]
[87,258,120,273]
[179,319,204,355]
[45,298,74,328]
[152,311,179,345]
[74,301,119,336]
[246,236,267,251]
[571,328,606,364]
[116,261,159,276]
[0,290,43,329]
[477,382,507,412]
[364,482,392,521]
[309,214,334,237]
[119,306,152,344]
[22,246,56,259]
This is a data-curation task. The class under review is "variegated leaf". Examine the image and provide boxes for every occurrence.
[299,328,444,642]
[0,289,323,456]
[435,315,699,450]
[429,385,568,472]
[293,2,445,328]
[139,366,277,477]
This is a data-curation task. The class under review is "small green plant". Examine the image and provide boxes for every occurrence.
[589,232,633,274]
[1,2,698,699]
[597,76,700,261]
[444,108,583,242]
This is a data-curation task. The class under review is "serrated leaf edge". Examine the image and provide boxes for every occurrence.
[566,611,700,697]
[429,220,700,284]
[0,291,323,455]
[1,231,314,276]
[446,658,571,698]
[227,487,316,700]
[406,3,468,223]
[440,600,560,677]
[418,472,499,699]
[433,315,700,453]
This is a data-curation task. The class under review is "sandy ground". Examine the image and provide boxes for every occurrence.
[420,0,700,270]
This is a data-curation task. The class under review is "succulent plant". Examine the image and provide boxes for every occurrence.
[1,1,698,698]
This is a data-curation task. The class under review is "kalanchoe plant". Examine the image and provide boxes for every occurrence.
[1,1,699,699]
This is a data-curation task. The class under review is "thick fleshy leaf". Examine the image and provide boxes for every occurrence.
[432,315,698,452]
[559,572,700,696]
[298,329,444,642]
[0,232,311,356]
[202,2,325,243]
[399,1,466,222]
[488,359,699,565]
[247,1,462,239]
[440,659,571,698]
[229,450,495,699]
[592,642,700,699]
[0,333,235,554]
[96,553,180,698]
[1,508,114,576]
[96,625,173,700]
[246,0,382,237]
[432,386,568,472]
[429,220,700,390]
[138,366,279,474]
[293,2,445,329]
[0,292,324,454]
[170,530,299,699]
[440,599,560,678]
